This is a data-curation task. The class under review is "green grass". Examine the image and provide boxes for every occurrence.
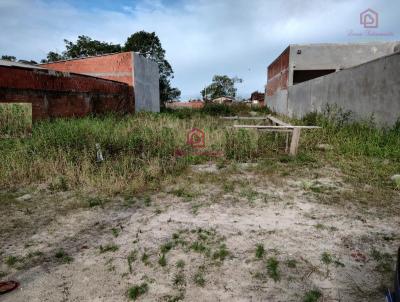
[127,250,138,273]
[99,244,119,253]
[88,197,107,208]
[173,271,186,287]
[0,103,32,137]
[371,248,393,273]
[160,241,175,254]
[303,289,322,302]
[176,259,185,268]
[5,255,20,267]
[255,244,265,259]
[141,252,150,265]
[212,244,229,261]
[286,259,297,268]
[111,228,120,237]
[266,257,280,282]
[55,249,73,264]
[320,252,333,265]
[158,253,167,267]
[0,104,398,198]
[193,269,206,287]
[190,241,208,254]
[127,282,149,300]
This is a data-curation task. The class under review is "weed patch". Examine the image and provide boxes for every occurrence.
[55,249,73,264]
[303,289,322,302]
[255,244,265,259]
[266,257,280,282]
[99,244,119,253]
[127,282,149,300]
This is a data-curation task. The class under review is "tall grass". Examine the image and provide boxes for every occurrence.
[299,105,400,159]
[0,103,32,138]
[0,104,398,194]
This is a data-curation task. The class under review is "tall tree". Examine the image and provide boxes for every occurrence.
[2,55,37,65]
[63,35,121,58]
[123,31,180,104]
[1,55,16,62]
[42,51,65,63]
[41,35,121,62]
[201,75,242,101]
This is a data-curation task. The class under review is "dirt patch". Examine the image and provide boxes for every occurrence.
[0,164,399,301]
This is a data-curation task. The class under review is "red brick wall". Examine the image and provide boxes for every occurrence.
[266,47,290,96]
[0,65,134,121]
[40,52,133,86]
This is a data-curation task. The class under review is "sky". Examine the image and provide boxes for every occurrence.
[0,0,399,100]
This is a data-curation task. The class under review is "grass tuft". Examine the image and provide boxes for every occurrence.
[303,289,322,302]
[128,282,149,300]
[55,249,73,264]
[266,257,280,282]
[255,244,265,259]
[99,244,119,253]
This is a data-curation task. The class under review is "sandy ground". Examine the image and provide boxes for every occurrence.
[1,163,399,302]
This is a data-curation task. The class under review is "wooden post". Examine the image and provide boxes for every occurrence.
[285,133,289,153]
[289,128,301,156]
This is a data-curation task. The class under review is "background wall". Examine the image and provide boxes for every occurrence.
[286,52,400,126]
[0,65,134,121]
[132,53,160,113]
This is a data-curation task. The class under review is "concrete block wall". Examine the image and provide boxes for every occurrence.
[132,53,160,112]
[0,65,134,121]
[265,42,400,109]
[285,52,400,126]
[41,52,160,112]
[268,90,288,115]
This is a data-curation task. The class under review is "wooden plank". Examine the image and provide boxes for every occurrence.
[233,125,321,129]
[221,116,269,120]
[266,115,290,126]
[258,129,293,133]
[289,128,301,156]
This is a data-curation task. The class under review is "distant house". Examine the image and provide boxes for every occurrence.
[166,100,204,109]
[250,91,265,106]
[211,96,235,104]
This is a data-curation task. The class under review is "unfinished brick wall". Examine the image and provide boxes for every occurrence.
[0,65,134,121]
[266,47,290,96]
[40,52,134,85]
[41,52,161,113]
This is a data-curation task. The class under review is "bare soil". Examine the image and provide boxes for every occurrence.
[1,163,399,301]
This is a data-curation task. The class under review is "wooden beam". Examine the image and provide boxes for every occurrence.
[221,116,269,120]
[266,115,290,126]
[258,129,293,133]
[233,125,321,129]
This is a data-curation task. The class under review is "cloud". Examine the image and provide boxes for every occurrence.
[0,0,399,99]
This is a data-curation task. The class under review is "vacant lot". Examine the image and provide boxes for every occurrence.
[1,105,399,301]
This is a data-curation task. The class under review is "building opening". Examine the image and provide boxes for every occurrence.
[293,69,336,85]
